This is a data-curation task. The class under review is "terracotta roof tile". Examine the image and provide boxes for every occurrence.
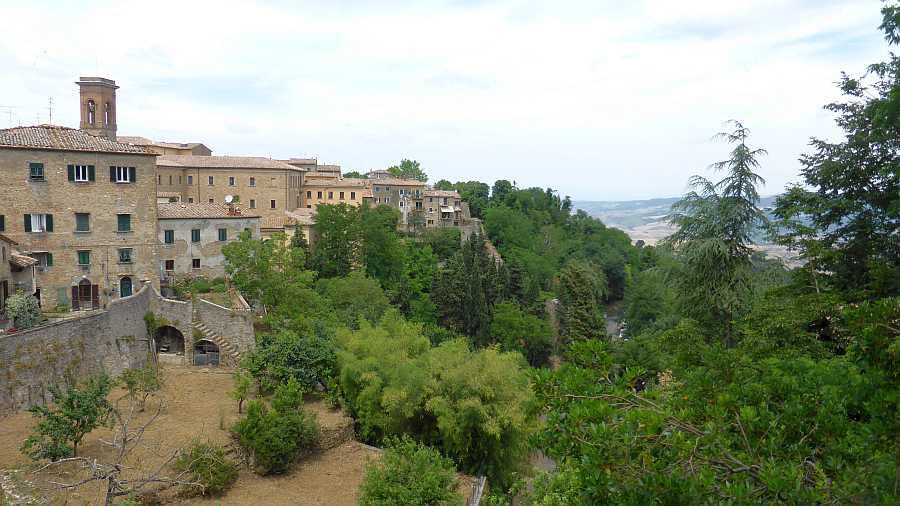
[157,203,259,219]
[303,177,370,188]
[424,190,461,198]
[285,208,317,226]
[0,125,153,154]
[157,155,303,171]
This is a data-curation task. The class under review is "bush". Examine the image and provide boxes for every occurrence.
[359,436,463,506]
[119,366,162,411]
[243,328,336,392]
[174,440,238,496]
[231,379,319,475]
[5,290,41,329]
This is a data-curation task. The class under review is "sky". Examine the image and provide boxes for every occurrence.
[0,0,890,200]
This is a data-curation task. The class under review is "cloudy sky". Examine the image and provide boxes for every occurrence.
[0,0,889,200]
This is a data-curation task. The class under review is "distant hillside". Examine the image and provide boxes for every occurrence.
[574,196,799,264]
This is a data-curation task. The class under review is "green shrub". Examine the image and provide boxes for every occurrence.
[359,436,463,506]
[191,278,212,294]
[210,277,228,293]
[119,366,162,411]
[231,379,319,475]
[5,290,41,329]
[174,440,239,496]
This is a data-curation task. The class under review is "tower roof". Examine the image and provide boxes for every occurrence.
[76,76,118,89]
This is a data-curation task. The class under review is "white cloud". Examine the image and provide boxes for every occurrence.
[0,0,888,199]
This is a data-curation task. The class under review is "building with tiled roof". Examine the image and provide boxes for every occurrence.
[0,125,152,154]
[0,122,159,309]
[0,233,37,325]
[154,155,307,224]
[118,136,212,156]
[157,203,260,280]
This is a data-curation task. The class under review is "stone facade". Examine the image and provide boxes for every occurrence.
[301,178,370,208]
[157,203,260,279]
[0,130,159,310]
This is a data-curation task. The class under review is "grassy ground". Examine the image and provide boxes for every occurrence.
[0,365,376,505]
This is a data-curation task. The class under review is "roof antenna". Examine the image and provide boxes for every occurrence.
[48,97,53,125]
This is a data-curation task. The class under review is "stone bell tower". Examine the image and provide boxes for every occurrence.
[76,77,118,140]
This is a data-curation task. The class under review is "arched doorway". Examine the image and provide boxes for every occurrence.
[193,340,220,366]
[72,278,98,310]
[154,325,185,355]
[119,276,133,298]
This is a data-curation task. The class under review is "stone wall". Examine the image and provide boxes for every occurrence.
[0,283,154,414]
[194,297,254,355]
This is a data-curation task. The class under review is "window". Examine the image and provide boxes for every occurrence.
[30,252,53,267]
[29,162,44,181]
[118,248,133,263]
[158,175,162,185]
[208,198,214,203]
[0,214,4,232]
[317,191,323,199]
[164,259,174,271]
[306,191,311,198]
[188,197,194,203]
[218,228,227,241]
[168,175,173,185]
[117,214,131,232]
[350,191,356,200]
[400,201,404,207]
[164,230,174,244]
[339,192,345,200]
[270,200,276,209]
[415,201,422,209]
[249,177,256,187]
[69,164,94,182]
[208,176,214,185]
[328,191,333,200]
[179,176,182,184]
[228,176,235,186]
[428,219,434,225]
[104,103,110,126]
[24,213,52,232]
[249,199,256,209]
[119,276,133,297]
[187,175,193,185]
[75,213,90,232]
[111,166,135,183]
[191,229,200,242]
[192,258,201,269]
[306,204,311,208]
[77,250,91,266]
[87,99,95,124]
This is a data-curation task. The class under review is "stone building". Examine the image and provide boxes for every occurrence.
[0,125,159,309]
[155,155,306,222]
[0,234,38,326]
[157,203,260,281]
[117,136,212,156]
[422,189,469,228]
[301,177,370,208]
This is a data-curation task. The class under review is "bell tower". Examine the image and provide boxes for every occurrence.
[76,77,118,140]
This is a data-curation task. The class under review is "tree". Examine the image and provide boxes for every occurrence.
[774,6,900,298]
[387,159,428,182]
[230,369,254,414]
[359,436,463,506]
[666,120,768,346]
[310,203,361,278]
[434,179,454,190]
[21,374,113,460]
[317,272,391,328]
[119,366,162,413]
[491,179,514,205]
[557,261,605,342]
[359,205,405,289]
[244,328,336,392]
[173,440,239,497]
[5,290,41,329]
[489,302,553,367]
[343,170,367,179]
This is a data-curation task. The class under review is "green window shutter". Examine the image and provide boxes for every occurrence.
[67,165,75,181]
[24,214,31,232]
[129,167,136,182]
[88,165,95,181]
[110,166,116,182]
[46,253,53,266]
[45,214,53,232]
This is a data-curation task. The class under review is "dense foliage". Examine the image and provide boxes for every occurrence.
[231,379,319,475]
[5,290,41,329]
[359,436,463,506]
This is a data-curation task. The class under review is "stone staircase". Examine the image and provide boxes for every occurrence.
[191,311,241,366]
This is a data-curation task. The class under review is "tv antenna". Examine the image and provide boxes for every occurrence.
[48,97,53,124]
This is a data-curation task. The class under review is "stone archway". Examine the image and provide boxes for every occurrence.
[154,325,185,356]
[120,276,133,298]
[193,339,220,366]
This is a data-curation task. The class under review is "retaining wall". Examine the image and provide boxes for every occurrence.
[194,297,255,356]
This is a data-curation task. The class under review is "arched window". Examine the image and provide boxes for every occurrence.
[119,276,133,298]
[87,100,95,125]
[104,102,110,126]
